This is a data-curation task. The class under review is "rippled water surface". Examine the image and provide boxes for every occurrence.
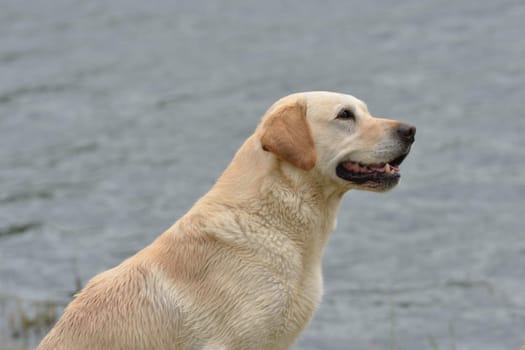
[1,1,524,349]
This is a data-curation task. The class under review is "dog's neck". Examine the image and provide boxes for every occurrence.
[186,136,344,267]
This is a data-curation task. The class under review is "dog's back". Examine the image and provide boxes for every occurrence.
[38,204,319,350]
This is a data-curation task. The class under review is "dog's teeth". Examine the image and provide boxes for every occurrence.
[385,164,391,174]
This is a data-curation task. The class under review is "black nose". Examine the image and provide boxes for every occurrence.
[396,123,416,143]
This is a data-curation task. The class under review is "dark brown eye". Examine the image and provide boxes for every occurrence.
[336,109,355,121]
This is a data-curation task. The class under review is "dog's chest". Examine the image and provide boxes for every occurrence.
[222,258,323,349]
[257,263,323,349]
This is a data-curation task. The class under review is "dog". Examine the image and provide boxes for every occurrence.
[37,91,415,350]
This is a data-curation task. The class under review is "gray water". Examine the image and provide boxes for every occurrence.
[1,0,524,349]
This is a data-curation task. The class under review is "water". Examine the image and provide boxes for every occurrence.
[1,0,524,349]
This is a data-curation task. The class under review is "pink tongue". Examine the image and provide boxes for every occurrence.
[342,162,376,173]
[342,162,361,172]
[370,164,389,172]
[343,162,399,173]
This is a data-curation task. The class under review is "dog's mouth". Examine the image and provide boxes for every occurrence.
[336,153,409,187]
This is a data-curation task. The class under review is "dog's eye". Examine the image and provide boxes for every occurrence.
[336,109,356,121]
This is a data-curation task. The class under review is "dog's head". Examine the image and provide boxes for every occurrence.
[259,91,415,192]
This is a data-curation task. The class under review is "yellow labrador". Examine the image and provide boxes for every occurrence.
[37,91,415,350]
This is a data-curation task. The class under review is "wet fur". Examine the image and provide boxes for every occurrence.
[37,91,412,350]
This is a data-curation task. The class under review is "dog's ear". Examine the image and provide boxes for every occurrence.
[260,99,316,171]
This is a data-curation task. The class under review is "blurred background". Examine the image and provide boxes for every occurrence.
[1,0,524,349]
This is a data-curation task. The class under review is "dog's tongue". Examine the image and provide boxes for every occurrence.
[342,162,361,172]
[342,162,375,173]
[342,162,399,173]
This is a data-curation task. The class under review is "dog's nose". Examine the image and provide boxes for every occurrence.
[396,123,416,143]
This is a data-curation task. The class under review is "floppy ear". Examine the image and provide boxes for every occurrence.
[260,99,316,171]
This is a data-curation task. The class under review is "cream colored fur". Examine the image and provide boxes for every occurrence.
[37,91,414,350]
